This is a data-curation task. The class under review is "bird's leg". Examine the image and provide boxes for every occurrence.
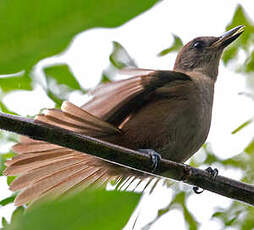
[193,167,218,194]
[138,149,161,172]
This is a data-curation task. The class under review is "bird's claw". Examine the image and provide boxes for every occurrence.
[193,186,204,194]
[205,167,218,178]
[193,167,219,194]
[139,149,161,172]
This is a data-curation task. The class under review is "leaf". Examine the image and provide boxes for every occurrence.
[45,90,64,109]
[212,211,224,218]
[4,190,141,230]
[158,34,183,56]
[0,194,16,207]
[101,73,112,83]
[244,139,254,155]
[43,64,83,91]
[225,216,238,226]
[0,0,158,74]
[0,72,33,93]
[2,217,8,228]
[232,119,253,134]
[221,155,247,170]
[244,50,254,72]
[10,207,25,224]
[7,176,16,186]
[109,41,137,69]
[170,192,199,230]
[183,205,198,230]
[222,5,254,64]
[0,101,18,115]
[43,64,85,106]
[103,41,137,82]
[0,152,15,176]
[222,46,238,65]
[241,206,254,230]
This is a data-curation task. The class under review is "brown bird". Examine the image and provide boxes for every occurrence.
[4,25,244,206]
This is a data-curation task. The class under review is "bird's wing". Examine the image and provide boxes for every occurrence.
[36,101,121,137]
[83,69,191,126]
[4,69,191,206]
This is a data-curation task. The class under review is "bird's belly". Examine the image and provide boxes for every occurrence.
[118,97,212,163]
[162,108,211,162]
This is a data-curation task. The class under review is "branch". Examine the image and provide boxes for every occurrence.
[0,112,254,206]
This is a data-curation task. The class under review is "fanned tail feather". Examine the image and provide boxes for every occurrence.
[4,101,145,206]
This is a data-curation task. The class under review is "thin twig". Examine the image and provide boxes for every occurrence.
[0,112,254,206]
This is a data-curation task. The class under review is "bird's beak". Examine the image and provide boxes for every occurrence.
[212,25,245,48]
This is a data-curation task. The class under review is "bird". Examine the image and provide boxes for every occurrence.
[4,25,244,206]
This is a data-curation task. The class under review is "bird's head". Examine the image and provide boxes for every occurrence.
[173,25,245,80]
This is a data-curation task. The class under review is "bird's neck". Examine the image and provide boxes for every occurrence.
[173,67,218,82]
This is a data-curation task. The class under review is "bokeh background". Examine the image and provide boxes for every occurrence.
[1,0,254,229]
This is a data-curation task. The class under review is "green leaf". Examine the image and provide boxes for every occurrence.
[0,72,33,93]
[10,207,25,225]
[171,192,199,230]
[0,0,158,74]
[4,190,141,230]
[158,34,183,56]
[244,139,254,155]
[244,50,254,72]
[222,46,238,65]
[0,101,18,115]
[101,73,112,83]
[109,41,137,69]
[221,154,247,170]
[2,217,8,228]
[0,152,15,176]
[0,194,16,207]
[232,119,253,134]
[222,5,254,64]
[225,216,238,226]
[44,64,83,91]
[45,90,64,109]
[7,176,16,186]
[43,64,85,106]
[212,211,224,218]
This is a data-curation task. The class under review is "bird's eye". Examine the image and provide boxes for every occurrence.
[192,41,204,49]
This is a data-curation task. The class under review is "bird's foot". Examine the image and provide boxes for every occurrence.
[139,149,161,172]
[205,167,218,178]
[193,167,219,194]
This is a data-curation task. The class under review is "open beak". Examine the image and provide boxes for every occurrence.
[212,25,245,48]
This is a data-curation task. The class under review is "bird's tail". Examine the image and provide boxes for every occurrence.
[3,101,140,206]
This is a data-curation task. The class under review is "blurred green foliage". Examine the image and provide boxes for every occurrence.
[110,41,137,69]
[232,119,253,134]
[144,191,199,230]
[43,64,86,107]
[103,40,138,82]
[0,102,17,116]
[0,0,158,74]
[0,152,15,177]
[158,34,183,56]
[0,1,156,229]
[0,72,33,94]
[3,190,140,230]
[223,5,254,67]
[0,195,16,207]
[44,64,83,91]
[0,1,254,230]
